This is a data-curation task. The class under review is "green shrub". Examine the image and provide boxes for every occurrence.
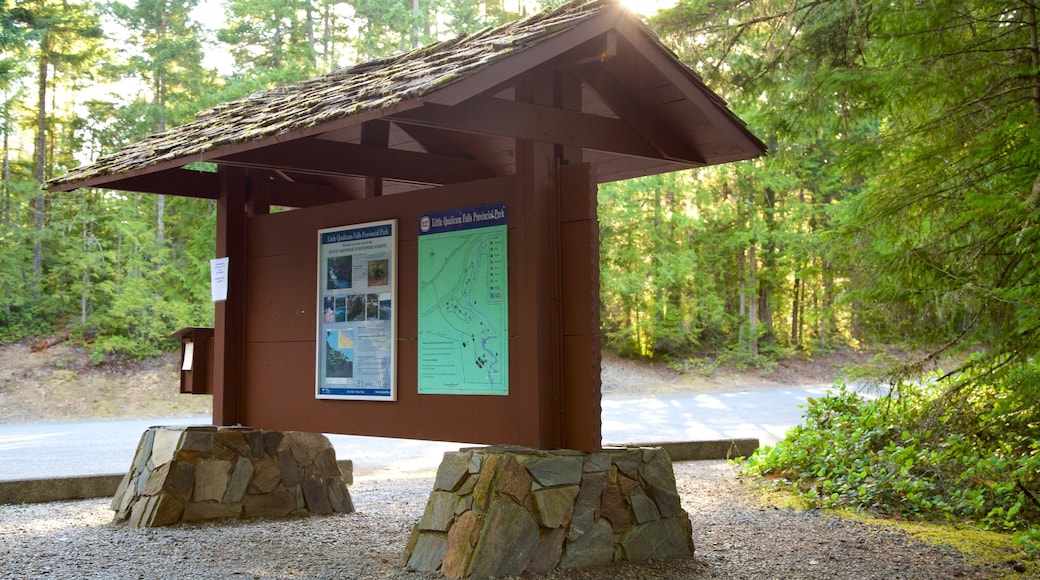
[742,363,1040,555]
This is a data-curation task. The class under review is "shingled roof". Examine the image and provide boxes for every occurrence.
[48,0,764,199]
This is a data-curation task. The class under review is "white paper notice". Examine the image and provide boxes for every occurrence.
[181,341,194,371]
[211,257,229,302]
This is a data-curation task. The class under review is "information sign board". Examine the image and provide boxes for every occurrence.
[316,219,397,400]
[418,203,508,395]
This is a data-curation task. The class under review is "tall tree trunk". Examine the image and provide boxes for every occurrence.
[821,263,832,349]
[747,243,758,357]
[2,105,9,227]
[156,17,167,243]
[738,247,746,351]
[32,35,49,298]
[791,276,801,349]
[412,0,420,48]
[323,4,333,68]
[758,187,777,346]
[157,196,165,241]
[81,204,89,326]
[1026,1,1040,117]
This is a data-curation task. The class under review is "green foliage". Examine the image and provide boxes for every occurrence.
[599,172,737,358]
[105,0,210,131]
[0,180,55,340]
[743,360,1040,555]
[218,0,326,73]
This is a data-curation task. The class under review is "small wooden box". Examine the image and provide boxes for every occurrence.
[171,327,214,394]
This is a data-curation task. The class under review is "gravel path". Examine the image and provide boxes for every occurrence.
[0,460,998,579]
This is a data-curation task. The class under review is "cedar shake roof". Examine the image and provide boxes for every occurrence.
[48,0,765,202]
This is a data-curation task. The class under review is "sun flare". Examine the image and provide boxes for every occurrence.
[619,0,678,16]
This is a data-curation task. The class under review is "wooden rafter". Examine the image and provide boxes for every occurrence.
[99,169,220,198]
[393,123,472,158]
[390,97,665,161]
[569,63,705,164]
[213,139,495,186]
[613,16,765,161]
[265,177,361,208]
[73,164,363,208]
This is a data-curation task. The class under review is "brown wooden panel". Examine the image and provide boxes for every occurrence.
[559,163,596,223]
[561,220,600,337]
[238,174,569,447]
[242,339,542,444]
[562,333,601,451]
[246,253,316,343]
[249,175,518,258]
[558,163,601,451]
[637,83,685,108]
[248,204,318,258]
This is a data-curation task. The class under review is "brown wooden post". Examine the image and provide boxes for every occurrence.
[213,166,248,425]
[559,162,601,451]
[513,68,596,450]
[362,120,390,198]
[552,69,602,451]
[515,70,564,448]
[247,169,272,217]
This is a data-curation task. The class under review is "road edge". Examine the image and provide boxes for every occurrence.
[0,440,758,505]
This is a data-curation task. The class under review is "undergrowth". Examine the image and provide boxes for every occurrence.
[742,356,1040,562]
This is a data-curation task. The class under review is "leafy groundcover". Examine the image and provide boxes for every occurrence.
[743,360,1040,560]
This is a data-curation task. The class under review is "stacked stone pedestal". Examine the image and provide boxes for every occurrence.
[111,426,353,528]
[403,446,693,578]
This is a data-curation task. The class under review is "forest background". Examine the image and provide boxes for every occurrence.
[1,0,1039,560]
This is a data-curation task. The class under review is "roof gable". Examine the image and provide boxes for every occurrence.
[48,0,765,198]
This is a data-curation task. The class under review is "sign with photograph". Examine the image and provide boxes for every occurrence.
[316,219,397,400]
[418,203,508,395]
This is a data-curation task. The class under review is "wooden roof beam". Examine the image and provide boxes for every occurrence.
[212,139,495,185]
[264,176,362,208]
[569,63,706,164]
[393,123,473,158]
[51,163,359,206]
[91,168,220,198]
[389,97,664,160]
[613,17,767,161]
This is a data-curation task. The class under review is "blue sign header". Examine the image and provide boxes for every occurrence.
[419,203,507,236]
[321,223,393,245]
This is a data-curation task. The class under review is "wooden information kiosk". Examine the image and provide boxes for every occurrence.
[48,0,765,573]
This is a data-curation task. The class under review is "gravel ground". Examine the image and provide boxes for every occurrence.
[0,460,1002,579]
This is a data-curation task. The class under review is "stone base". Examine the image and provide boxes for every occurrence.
[403,446,694,578]
[111,426,353,528]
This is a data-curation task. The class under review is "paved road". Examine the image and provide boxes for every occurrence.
[601,385,835,447]
[0,385,836,482]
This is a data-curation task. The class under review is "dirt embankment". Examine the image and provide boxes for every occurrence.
[0,338,872,423]
[600,349,870,396]
[0,341,211,423]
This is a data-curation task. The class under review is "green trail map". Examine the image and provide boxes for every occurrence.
[418,203,508,395]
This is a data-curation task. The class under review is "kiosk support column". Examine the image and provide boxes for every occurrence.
[515,70,601,451]
[515,72,564,449]
[213,166,249,425]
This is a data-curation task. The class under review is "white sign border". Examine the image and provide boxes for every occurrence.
[315,219,398,402]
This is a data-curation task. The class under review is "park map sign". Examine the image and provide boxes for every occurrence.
[316,220,397,401]
[418,203,509,395]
